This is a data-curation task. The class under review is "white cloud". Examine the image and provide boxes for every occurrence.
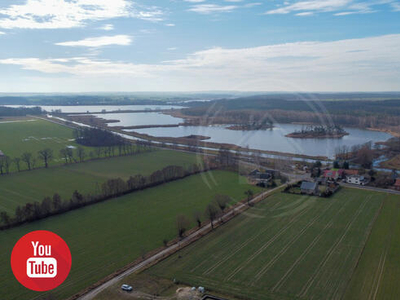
[0,0,164,29]
[99,24,114,31]
[296,11,314,16]
[266,0,400,16]
[392,2,400,11]
[1,34,400,91]
[188,4,239,14]
[55,35,132,47]
[0,31,5,35]
[165,23,176,27]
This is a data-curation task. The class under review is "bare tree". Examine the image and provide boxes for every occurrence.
[13,157,21,172]
[0,158,4,175]
[205,203,220,230]
[244,189,254,206]
[77,147,86,162]
[52,193,62,211]
[2,156,12,174]
[95,147,102,158]
[0,211,11,225]
[21,152,33,170]
[193,210,202,228]
[66,147,74,163]
[214,194,231,212]
[59,148,68,164]
[38,148,53,168]
[176,214,190,238]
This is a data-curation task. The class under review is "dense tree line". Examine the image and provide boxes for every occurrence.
[293,125,346,136]
[0,162,225,230]
[182,104,400,130]
[0,106,43,116]
[73,127,126,147]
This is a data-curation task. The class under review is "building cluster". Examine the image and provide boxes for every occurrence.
[248,168,277,186]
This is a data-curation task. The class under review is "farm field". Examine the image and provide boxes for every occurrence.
[144,188,387,300]
[0,117,88,170]
[0,150,201,215]
[0,170,261,300]
[344,194,400,300]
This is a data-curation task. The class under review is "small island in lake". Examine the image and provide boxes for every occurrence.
[286,125,349,139]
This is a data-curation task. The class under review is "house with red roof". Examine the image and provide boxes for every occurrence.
[322,169,344,180]
[394,179,400,191]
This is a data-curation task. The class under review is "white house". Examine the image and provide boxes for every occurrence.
[0,150,4,157]
[346,175,369,186]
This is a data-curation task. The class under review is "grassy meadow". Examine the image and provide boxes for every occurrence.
[0,118,81,169]
[0,170,261,300]
[0,150,201,215]
[143,188,388,300]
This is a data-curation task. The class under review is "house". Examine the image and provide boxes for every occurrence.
[300,181,319,195]
[0,150,4,157]
[249,169,273,181]
[394,179,400,191]
[344,169,359,176]
[346,175,369,186]
[249,169,261,176]
[322,169,344,181]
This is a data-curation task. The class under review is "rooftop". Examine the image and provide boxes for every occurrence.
[301,181,318,190]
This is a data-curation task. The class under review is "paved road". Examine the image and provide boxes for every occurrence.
[78,184,285,300]
[340,182,400,195]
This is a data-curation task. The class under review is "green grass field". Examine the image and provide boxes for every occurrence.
[0,150,201,215]
[0,170,261,300]
[0,118,80,168]
[144,188,387,300]
[344,194,400,300]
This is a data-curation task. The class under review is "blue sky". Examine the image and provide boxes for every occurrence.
[0,0,399,92]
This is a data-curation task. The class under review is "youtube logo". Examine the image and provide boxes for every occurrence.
[11,230,71,291]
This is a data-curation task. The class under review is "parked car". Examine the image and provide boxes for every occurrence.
[121,284,132,292]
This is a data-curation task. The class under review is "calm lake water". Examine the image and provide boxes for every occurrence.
[7,103,392,159]
[92,112,184,127]
[131,124,392,158]
[5,105,184,113]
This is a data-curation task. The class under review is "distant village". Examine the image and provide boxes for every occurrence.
[249,161,400,198]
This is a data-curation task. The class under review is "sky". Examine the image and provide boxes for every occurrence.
[0,0,399,93]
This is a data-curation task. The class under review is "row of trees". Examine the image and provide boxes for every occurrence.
[175,194,233,239]
[0,142,153,174]
[0,150,53,174]
[0,162,221,230]
[175,189,257,239]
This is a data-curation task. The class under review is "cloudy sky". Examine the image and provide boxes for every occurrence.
[0,0,399,92]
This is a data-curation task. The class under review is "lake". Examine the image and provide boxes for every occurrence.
[131,124,392,159]
[91,112,184,127]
